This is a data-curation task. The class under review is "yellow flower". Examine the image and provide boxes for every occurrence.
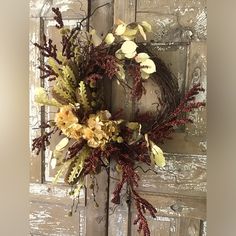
[55,108,121,149]
[84,110,120,149]
[68,124,84,140]
[55,105,78,131]
[83,128,94,140]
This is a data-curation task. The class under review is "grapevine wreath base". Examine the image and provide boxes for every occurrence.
[32,7,205,236]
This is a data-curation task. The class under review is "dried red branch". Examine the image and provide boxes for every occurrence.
[62,35,76,59]
[65,140,86,160]
[127,64,146,100]
[111,161,156,236]
[148,83,205,143]
[83,148,103,175]
[88,46,118,79]
[32,130,54,155]
[86,73,103,83]
[52,7,64,29]
[34,34,62,64]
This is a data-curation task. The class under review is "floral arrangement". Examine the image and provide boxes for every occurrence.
[32,7,205,236]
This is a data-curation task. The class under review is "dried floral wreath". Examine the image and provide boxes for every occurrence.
[32,7,205,236]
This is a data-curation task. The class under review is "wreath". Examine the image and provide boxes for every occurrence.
[32,7,205,236]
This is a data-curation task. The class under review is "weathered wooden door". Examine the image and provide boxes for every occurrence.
[29,1,112,235]
[108,0,207,235]
[29,0,206,235]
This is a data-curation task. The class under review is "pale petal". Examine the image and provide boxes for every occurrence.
[141,21,152,32]
[141,71,150,80]
[135,52,150,63]
[104,33,115,44]
[116,64,126,80]
[121,35,136,41]
[115,24,127,35]
[123,27,138,36]
[115,49,125,59]
[150,141,166,167]
[90,29,102,46]
[116,19,126,25]
[121,40,138,54]
[140,59,156,74]
[125,51,137,59]
[138,24,147,40]
[55,137,69,151]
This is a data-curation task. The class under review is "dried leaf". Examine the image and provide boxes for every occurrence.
[90,29,102,47]
[53,159,73,184]
[34,87,62,107]
[125,51,137,59]
[149,141,165,167]
[104,33,115,44]
[116,64,126,80]
[55,137,69,151]
[77,81,90,111]
[127,122,140,130]
[135,53,150,63]
[115,23,127,35]
[66,146,90,184]
[141,21,152,32]
[115,49,125,60]
[138,24,147,40]
[140,59,156,74]
[121,40,138,54]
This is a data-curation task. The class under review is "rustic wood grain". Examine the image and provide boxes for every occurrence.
[111,1,207,235]
[86,1,114,236]
[137,153,206,197]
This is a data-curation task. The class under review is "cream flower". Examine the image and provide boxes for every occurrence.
[115,20,127,35]
[115,49,125,60]
[83,127,94,140]
[135,53,150,63]
[140,58,156,74]
[104,33,115,44]
[120,41,138,59]
[121,40,138,54]
[90,29,102,47]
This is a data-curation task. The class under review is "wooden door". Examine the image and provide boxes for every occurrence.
[30,0,206,235]
[108,0,207,235]
[29,1,113,235]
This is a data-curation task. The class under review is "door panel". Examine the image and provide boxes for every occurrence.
[29,1,88,235]
[110,0,207,235]
[136,0,207,42]
[29,1,112,235]
[30,184,86,236]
